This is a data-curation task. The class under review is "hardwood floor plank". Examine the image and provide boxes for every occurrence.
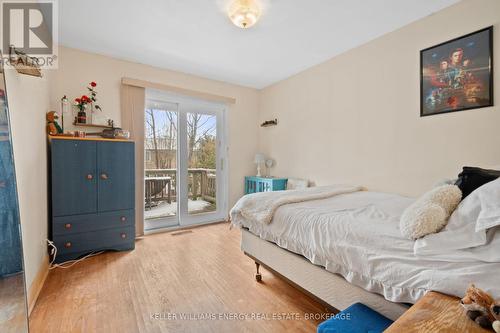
[30,222,330,332]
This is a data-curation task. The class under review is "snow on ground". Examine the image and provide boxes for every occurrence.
[145,199,213,219]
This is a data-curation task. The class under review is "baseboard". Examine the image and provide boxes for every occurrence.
[144,220,229,235]
[27,255,49,315]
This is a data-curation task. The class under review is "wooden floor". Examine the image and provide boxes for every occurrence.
[30,222,330,333]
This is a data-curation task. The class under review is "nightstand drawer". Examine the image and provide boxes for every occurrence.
[53,210,134,235]
[53,226,135,256]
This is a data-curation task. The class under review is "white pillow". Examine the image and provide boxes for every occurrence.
[286,178,309,190]
[400,185,462,240]
[475,177,500,231]
[414,178,500,255]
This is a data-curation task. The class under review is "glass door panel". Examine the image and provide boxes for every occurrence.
[186,113,217,215]
[144,102,179,230]
[144,90,228,231]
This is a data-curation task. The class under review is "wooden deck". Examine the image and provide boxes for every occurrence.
[145,169,216,209]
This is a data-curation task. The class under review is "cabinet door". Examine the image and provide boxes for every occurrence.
[51,140,97,216]
[97,142,135,212]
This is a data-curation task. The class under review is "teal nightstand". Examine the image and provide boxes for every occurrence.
[244,176,288,194]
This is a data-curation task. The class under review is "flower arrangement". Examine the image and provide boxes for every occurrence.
[74,82,102,124]
[87,81,101,111]
[74,94,90,111]
[74,81,101,111]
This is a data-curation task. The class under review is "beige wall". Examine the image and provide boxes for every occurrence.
[259,0,500,197]
[50,47,260,207]
[4,67,51,294]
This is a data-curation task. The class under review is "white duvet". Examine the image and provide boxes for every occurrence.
[231,188,500,303]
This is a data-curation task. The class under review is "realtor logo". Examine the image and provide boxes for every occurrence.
[1,0,57,68]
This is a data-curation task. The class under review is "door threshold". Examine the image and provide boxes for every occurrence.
[143,219,228,236]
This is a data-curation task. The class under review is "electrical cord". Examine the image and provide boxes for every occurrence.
[47,239,104,269]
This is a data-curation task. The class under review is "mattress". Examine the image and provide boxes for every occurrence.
[231,191,500,303]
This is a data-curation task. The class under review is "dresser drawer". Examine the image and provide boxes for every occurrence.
[53,210,134,236]
[53,226,135,256]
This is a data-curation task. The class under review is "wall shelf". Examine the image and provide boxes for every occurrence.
[73,122,113,129]
[9,46,42,78]
[261,119,278,127]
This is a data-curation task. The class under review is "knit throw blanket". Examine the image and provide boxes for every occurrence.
[230,185,362,225]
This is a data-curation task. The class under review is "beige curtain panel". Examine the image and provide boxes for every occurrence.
[120,83,146,237]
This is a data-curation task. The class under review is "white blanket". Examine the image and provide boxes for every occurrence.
[230,185,362,225]
[231,191,500,303]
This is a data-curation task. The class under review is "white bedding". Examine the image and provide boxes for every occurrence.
[415,178,500,262]
[231,189,500,303]
[230,184,361,225]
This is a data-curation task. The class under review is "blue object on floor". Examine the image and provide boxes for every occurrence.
[317,303,394,333]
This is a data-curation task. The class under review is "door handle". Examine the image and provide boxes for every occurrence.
[100,173,109,180]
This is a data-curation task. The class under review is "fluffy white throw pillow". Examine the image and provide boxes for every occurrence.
[286,178,309,190]
[400,185,462,240]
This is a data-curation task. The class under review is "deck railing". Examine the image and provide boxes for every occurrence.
[145,169,216,207]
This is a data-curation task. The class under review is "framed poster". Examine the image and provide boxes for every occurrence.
[420,26,493,117]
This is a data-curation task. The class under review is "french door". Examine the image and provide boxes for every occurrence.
[144,91,228,231]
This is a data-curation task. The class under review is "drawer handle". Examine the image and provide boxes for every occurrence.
[120,233,127,239]
[64,242,72,248]
[100,173,108,180]
[64,223,72,229]
[120,216,126,222]
[86,174,93,180]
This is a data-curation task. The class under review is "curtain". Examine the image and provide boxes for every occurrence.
[121,84,146,237]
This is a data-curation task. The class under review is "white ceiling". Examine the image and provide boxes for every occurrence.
[59,0,459,89]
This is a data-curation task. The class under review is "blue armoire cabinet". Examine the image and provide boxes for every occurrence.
[49,137,135,263]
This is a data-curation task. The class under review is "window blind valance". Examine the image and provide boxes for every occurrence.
[121,77,236,105]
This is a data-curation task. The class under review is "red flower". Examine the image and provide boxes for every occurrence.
[90,82,97,87]
[75,98,81,103]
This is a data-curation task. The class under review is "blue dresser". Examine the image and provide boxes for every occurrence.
[49,137,135,263]
[244,176,288,194]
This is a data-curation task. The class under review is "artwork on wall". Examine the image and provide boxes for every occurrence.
[420,26,493,117]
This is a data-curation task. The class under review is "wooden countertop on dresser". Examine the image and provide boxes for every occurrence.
[48,135,131,142]
[385,291,491,333]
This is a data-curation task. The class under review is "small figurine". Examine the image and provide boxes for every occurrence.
[461,284,497,330]
[46,111,63,135]
[491,301,500,333]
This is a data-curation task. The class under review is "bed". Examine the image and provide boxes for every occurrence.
[230,186,500,320]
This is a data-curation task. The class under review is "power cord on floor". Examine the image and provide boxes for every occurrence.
[47,239,104,269]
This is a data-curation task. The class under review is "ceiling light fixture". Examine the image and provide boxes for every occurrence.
[228,0,261,29]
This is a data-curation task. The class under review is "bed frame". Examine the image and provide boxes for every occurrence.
[241,228,409,321]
